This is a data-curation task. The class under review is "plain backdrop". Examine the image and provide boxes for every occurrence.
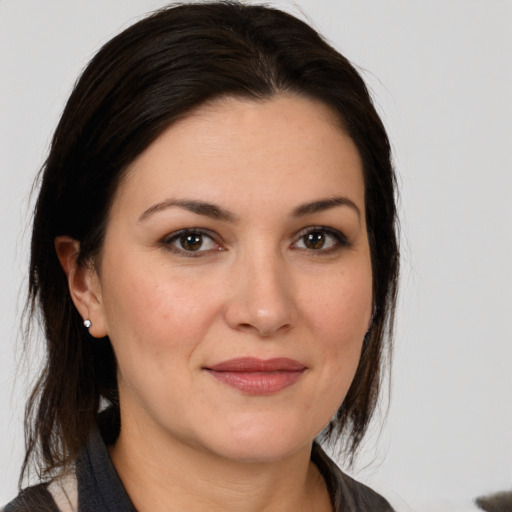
[1,1,511,511]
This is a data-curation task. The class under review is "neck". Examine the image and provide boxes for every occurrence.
[109,412,331,512]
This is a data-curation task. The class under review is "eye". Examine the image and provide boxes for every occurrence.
[163,229,221,255]
[293,227,348,252]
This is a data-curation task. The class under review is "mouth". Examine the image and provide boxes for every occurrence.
[203,357,307,395]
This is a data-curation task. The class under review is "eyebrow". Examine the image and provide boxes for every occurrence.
[138,195,360,223]
[138,199,238,223]
[292,196,361,219]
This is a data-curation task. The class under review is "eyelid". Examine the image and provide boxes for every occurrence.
[160,228,223,255]
[291,225,350,252]
[159,225,349,256]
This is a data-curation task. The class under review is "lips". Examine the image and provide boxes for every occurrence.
[204,357,306,395]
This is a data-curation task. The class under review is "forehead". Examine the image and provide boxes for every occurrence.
[113,94,364,219]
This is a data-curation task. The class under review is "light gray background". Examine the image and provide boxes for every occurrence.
[1,1,511,511]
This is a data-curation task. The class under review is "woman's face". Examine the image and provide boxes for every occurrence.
[90,94,372,462]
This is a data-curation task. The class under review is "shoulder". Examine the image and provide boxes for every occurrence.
[3,483,60,512]
[312,442,395,512]
[339,470,395,511]
[3,471,77,512]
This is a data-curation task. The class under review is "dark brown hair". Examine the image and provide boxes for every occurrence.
[23,0,399,483]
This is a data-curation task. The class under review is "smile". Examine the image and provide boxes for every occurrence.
[204,357,307,395]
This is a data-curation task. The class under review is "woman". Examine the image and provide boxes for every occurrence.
[5,2,399,511]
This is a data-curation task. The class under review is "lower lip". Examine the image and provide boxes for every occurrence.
[206,370,305,395]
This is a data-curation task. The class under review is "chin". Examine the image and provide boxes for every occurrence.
[195,415,317,464]
[210,438,309,464]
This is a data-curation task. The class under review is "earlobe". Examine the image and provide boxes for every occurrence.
[54,236,108,338]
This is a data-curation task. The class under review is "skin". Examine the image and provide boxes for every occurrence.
[56,94,373,512]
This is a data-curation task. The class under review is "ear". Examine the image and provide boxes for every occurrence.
[54,236,108,338]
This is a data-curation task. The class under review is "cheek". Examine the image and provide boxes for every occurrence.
[304,264,372,341]
[99,255,221,372]
[301,263,372,389]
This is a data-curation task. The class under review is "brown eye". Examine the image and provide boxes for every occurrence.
[303,231,326,250]
[164,230,219,254]
[293,227,348,252]
[179,233,203,251]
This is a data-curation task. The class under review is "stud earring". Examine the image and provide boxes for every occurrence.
[84,319,92,329]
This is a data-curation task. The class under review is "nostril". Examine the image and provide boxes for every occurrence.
[223,279,297,337]
[236,320,292,338]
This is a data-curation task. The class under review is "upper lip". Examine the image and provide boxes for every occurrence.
[205,357,306,372]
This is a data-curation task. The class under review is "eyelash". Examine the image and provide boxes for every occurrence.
[161,228,222,257]
[292,226,350,255]
[160,226,349,257]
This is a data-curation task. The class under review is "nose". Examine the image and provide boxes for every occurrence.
[224,250,297,337]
